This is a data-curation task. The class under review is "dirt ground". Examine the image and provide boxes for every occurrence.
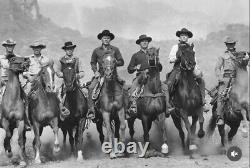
[0,112,249,168]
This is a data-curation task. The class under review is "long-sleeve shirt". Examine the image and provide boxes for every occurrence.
[55,55,84,79]
[127,50,162,74]
[90,45,124,74]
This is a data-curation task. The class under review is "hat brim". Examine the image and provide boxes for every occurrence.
[62,45,76,50]
[2,43,16,47]
[136,37,152,44]
[176,31,193,38]
[224,41,237,44]
[30,45,46,49]
[97,33,115,40]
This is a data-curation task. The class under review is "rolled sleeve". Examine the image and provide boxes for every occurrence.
[169,45,178,63]
[215,56,224,80]
[55,59,63,78]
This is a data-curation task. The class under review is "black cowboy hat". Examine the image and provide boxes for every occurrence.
[62,41,76,50]
[176,28,193,38]
[97,30,115,40]
[136,34,152,44]
[2,38,16,47]
[30,41,46,49]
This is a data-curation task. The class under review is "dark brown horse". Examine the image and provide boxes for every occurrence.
[28,63,60,164]
[127,47,169,157]
[0,56,30,166]
[94,52,126,159]
[166,44,205,156]
[59,59,88,161]
[207,52,249,152]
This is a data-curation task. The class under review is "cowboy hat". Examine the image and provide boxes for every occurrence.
[62,41,76,50]
[97,30,115,40]
[176,28,193,38]
[224,36,237,44]
[2,38,16,47]
[136,34,152,44]
[30,41,46,49]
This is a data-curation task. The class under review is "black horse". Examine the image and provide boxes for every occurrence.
[127,47,169,157]
[166,44,205,156]
[59,59,88,161]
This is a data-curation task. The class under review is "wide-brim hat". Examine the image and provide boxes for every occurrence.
[97,30,115,40]
[30,41,46,49]
[176,28,193,38]
[136,34,152,44]
[2,38,16,47]
[224,36,237,44]
[62,41,76,50]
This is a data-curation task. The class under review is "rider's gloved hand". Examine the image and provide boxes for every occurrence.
[94,71,100,78]
[134,64,141,71]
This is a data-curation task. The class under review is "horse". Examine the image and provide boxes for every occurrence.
[94,52,126,159]
[59,58,88,161]
[0,56,30,166]
[28,62,61,164]
[166,44,205,156]
[207,51,249,152]
[127,47,169,157]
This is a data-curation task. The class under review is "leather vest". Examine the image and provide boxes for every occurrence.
[222,51,236,75]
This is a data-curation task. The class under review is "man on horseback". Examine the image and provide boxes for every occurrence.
[215,36,249,125]
[22,41,52,129]
[127,34,174,117]
[88,30,124,120]
[56,41,85,120]
[167,28,209,112]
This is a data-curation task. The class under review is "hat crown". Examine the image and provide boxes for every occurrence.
[2,38,16,46]
[224,36,236,43]
[139,34,147,39]
[64,41,73,47]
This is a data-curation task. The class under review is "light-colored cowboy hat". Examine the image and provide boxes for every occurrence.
[2,38,16,47]
[30,41,46,49]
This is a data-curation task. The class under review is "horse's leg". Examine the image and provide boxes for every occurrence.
[2,118,13,158]
[141,115,152,158]
[76,118,86,161]
[16,119,27,166]
[240,108,248,138]
[191,116,198,136]
[171,114,185,149]
[180,110,197,153]
[102,111,116,159]
[127,117,136,141]
[114,116,120,140]
[117,108,126,157]
[68,127,75,155]
[197,108,205,138]
[33,121,41,164]
[62,127,67,146]
[228,123,240,143]
[50,117,60,153]
[96,118,104,145]
[217,124,226,154]
[157,113,169,154]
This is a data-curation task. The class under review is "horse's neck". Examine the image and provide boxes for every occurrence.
[145,71,161,94]
[103,78,117,94]
[179,70,195,89]
[7,70,21,97]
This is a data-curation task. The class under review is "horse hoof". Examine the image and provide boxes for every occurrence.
[198,130,205,138]
[53,145,60,153]
[6,150,13,158]
[161,143,169,154]
[110,152,117,159]
[189,145,198,151]
[34,159,42,164]
[77,151,83,161]
[19,161,27,166]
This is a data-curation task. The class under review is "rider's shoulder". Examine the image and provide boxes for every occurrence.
[221,51,231,59]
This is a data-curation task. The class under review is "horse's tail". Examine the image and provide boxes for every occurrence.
[207,104,217,137]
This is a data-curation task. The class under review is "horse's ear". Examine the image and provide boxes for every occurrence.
[190,43,194,50]
[157,48,160,55]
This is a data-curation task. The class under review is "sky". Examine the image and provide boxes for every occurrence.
[40,0,249,40]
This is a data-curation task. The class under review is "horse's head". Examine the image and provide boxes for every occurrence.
[39,61,55,92]
[9,57,30,74]
[102,51,116,79]
[62,59,77,91]
[179,44,196,71]
[147,47,160,69]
